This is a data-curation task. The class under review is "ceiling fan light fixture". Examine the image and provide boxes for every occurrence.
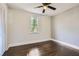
[35,3,56,13]
[43,6,47,9]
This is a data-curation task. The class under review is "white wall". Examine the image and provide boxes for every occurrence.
[51,5,79,47]
[0,4,7,56]
[8,8,51,47]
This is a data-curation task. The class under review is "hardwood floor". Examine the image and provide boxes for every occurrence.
[3,40,79,56]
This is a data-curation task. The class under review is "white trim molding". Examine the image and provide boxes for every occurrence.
[8,39,50,47]
[51,39,79,51]
[8,39,79,52]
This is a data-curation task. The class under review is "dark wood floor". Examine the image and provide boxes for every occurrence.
[3,40,79,56]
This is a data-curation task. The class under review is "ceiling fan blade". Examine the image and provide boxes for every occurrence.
[42,9,45,13]
[35,6,43,8]
[42,3,51,6]
[48,6,56,10]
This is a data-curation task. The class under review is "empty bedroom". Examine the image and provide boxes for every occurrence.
[0,3,79,56]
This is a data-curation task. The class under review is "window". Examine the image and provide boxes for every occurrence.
[31,16,39,33]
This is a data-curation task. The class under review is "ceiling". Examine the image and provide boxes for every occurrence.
[7,3,79,16]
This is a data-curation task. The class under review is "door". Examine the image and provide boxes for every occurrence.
[0,6,3,55]
[0,5,6,55]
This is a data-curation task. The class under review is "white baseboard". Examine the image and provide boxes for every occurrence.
[8,39,50,48]
[8,39,79,51]
[51,39,79,50]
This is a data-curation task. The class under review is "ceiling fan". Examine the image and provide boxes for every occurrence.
[35,3,56,13]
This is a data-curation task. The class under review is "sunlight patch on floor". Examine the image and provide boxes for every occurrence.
[27,48,40,56]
